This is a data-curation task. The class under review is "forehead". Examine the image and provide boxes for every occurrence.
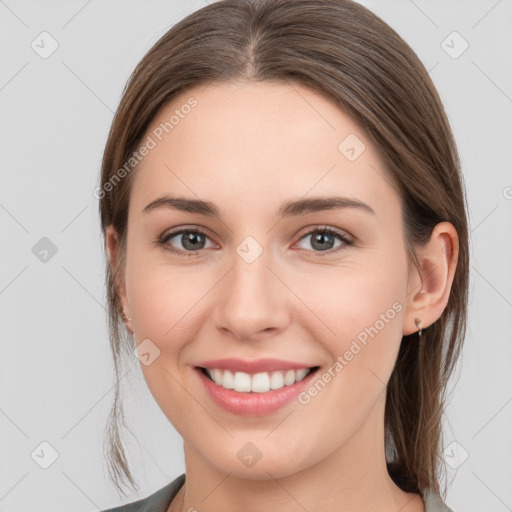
[129,80,401,225]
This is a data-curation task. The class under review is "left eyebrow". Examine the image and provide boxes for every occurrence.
[278,196,376,218]
[142,195,376,219]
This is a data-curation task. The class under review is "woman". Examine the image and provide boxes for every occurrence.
[98,0,469,510]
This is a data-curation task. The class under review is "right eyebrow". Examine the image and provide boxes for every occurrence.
[143,196,220,217]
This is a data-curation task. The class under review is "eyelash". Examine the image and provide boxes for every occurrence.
[156,226,354,258]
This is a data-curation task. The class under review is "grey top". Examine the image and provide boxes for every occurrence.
[101,473,454,512]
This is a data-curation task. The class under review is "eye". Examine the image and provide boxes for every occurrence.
[295,226,353,256]
[157,227,215,256]
[156,225,353,257]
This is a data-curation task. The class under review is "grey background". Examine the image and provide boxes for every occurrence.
[1,1,511,511]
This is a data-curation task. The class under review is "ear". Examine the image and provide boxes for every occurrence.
[402,221,459,336]
[105,225,132,331]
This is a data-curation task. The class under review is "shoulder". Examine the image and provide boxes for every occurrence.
[423,488,455,512]
[101,473,186,512]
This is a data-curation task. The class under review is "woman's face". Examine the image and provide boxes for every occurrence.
[111,80,421,479]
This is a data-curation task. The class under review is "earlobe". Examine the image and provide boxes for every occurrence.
[105,225,118,268]
[403,222,459,336]
[105,225,133,332]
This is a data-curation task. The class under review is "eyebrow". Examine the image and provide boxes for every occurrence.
[142,195,376,219]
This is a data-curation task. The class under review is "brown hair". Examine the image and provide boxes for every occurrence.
[98,0,469,500]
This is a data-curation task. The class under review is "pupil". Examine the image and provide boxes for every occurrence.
[313,233,333,251]
[183,232,204,250]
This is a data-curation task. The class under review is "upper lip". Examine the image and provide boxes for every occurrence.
[196,358,318,374]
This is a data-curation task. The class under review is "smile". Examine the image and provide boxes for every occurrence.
[194,359,321,416]
[199,366,319,393]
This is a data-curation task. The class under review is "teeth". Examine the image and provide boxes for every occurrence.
[251,372,270,393]
[270,371,284,390]
[234,371,252,392]
[296,368,309,381]
[205,367,312,393]
[284,369,295,386]
[222,369,234,389]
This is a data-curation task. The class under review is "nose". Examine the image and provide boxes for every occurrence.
[211,246,292,342]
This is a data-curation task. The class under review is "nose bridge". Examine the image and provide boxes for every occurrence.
[212,235,290,338]
[232,240,271,295]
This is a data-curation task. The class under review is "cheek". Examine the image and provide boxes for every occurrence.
[124,261,197,428]
[124,251,212,394]
[290,257,406,382]
[125,251,205,341]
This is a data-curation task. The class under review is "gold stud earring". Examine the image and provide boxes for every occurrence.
[414,318,423,337]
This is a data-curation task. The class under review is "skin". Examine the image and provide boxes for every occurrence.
[106,80,459,512]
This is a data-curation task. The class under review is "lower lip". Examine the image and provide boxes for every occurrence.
[194,367,318,416]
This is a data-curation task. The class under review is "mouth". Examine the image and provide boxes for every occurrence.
[194,363,321,416]
[196,365,320,393]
